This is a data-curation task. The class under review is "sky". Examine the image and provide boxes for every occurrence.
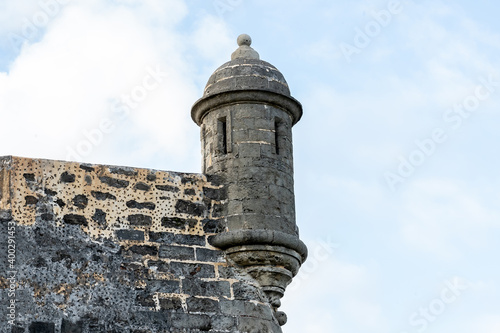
[1,0,499,332]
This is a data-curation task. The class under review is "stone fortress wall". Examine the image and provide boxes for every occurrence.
[0,156,281,332]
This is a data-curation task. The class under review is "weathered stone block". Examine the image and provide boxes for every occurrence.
[155,184,179,192]
[159,297,183,311]
[134,182,151,191]
[212,315,237,331]
[28,322,55,333]
[170,313,212,331]
[109,167,137,176]
[220,300,273,321]
[116,229,145,241]
[149,232,205,246]
[128,245,158,256]
[169,262,215,278]
[196,248,225,263]
[60,171,75,183]
[126,200,156,210]
[160,217,197,230]
[175,200,206,217]
[11,326,25,333]
[92,209,106,225]
[72,194,88,209]
[63,214,87,226]
[233,282,264,301]
[186,297,220,313]
[91,190,116,200]
[147,280,180,294]
[183,279,231,298]
[128,214,152,226]
[202,187,227,201]
[159,245,194,261]
[237,317,282,333]
[60,319,83,333]
[202,219,225,233]
[147,260,169,272]
[99,176,129,188]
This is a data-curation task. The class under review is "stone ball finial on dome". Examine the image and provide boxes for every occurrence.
[237,34,252,46]
[231,33,259,60]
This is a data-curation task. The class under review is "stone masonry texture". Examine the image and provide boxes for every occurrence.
[0,156,282,332]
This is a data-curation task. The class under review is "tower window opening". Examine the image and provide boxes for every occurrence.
[218,117,228,155]
[275,118,283,155]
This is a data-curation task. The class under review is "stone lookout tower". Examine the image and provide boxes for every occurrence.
[0,34,306,333]
[192,34,307,324]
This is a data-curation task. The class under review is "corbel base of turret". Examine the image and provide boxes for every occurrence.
[210,230,307,326]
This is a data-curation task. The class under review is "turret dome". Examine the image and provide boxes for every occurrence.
[191,34,302,126]
[203,34,291,98]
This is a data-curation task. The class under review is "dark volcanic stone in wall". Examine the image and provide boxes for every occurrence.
[92,209,107,225]
[147,260,170,272]
[183,279,231,298]
[99,176,129,188]
[155,184,179,192]
[201,219,225,233]
[0,210,12,222]
[186,297,220,313]
[116,229,145,241]
[169,262,215,278]
[171,313,212,331]
[128,245,158,256]
[23,173,35,181]
[149,231,205,246]
[196,248,225,262]
[161,217,197,230]
[79,164,94,172]
[72,194,88,209]
[128,214,153,226]
[159,245,195,260]
[183,188,196,196]
[60,171,75,183]
[25,195,38,205]
[29,322,55,333]
[136,293,156,307]
[126,200,156,210]
[11,326,25,333]
[134,182,151,191]
[175,200,206,217]
[63,214,88,226]
[61,319,83,333]
[44,188,57,196]
[143,280,180,295]
[159,297,183,311]
[91,190,116,200]
[203,186,227,201]
[109,167,138,176]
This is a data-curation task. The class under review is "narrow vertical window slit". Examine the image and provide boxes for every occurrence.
[218,117,228,155]
[275,118,281,155]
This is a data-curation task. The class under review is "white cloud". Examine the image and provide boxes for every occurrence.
[399,179,500,259]
[0,0,227,172]
[464,315,500,333]
[0,0,43,34]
